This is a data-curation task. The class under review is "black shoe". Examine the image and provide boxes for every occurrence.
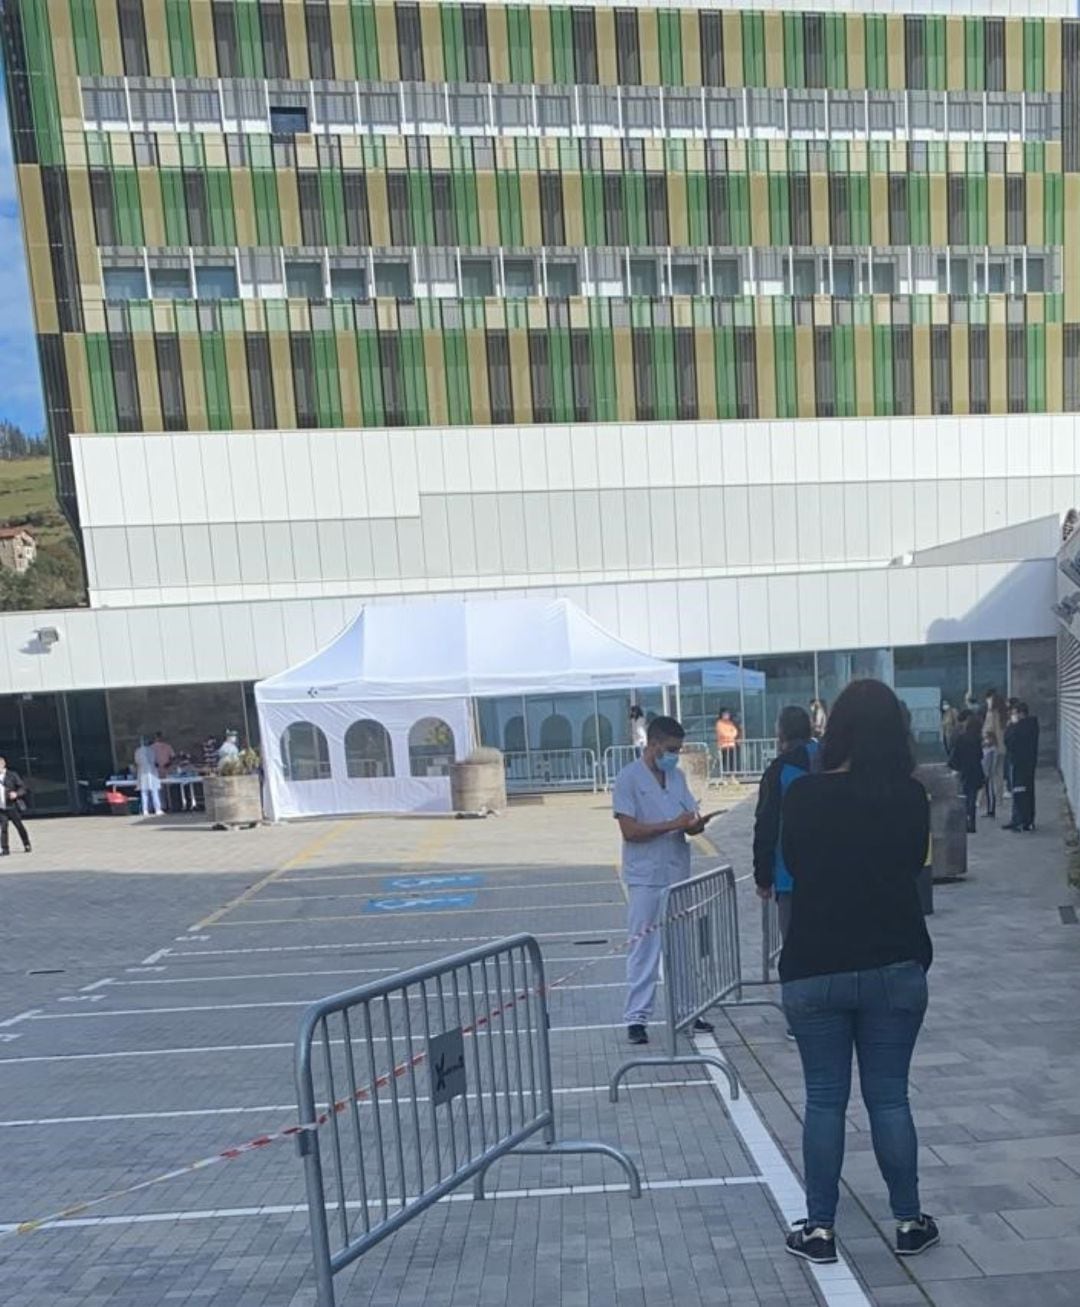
[785,1220,837,1264]
[627,1024,648,1045]
[0,850,8,856]
[1022,824,1034,832]
[22,844,30,853]
[1001,823,1021,831]
[692,1017,714,1033]
[896,1214,940,1257]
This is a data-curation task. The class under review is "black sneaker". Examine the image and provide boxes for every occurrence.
[896,1214,939,1256]
[627,1024,648,1045]
[785,1220,837,1264]
[692,1017,714,1033]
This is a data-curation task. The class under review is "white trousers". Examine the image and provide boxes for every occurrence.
[623,885,668,1025]
[139,774,162,815]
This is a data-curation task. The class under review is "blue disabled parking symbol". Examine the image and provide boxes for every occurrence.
[365,894,477,914]
[383,873,485,891]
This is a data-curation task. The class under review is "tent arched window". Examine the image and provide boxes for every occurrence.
[503,715,525,752]
[408,717,455,777]
[539,713,572,750]
[582,713,613,755]
[345,720,394,778]
[281,721,331,781]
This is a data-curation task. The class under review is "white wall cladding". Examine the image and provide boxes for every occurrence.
[73,415,1080,610]
[0,557,1055,695]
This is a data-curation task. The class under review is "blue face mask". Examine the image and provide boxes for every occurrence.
[656,751,680,773]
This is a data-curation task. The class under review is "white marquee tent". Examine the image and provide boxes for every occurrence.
[255,597,679,819]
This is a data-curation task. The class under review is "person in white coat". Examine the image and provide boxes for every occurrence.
[612,715,717,1045]
[134,737,163,816]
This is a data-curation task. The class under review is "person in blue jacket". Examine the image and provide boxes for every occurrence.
[753,706,820,943]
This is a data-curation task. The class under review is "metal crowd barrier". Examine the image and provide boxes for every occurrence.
[295,934,641,1307]
[712,738,778,782]
[609,866,783,1100]
[761,894,783,983]
[503,747,600,793]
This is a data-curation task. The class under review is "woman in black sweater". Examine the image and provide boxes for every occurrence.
[779,679,938,1265]
[948,712,985,834]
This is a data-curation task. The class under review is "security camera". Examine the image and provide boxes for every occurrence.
[34,626,60,649]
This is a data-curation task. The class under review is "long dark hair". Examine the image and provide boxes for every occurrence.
[821,679,915,795]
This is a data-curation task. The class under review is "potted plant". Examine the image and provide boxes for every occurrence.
[204,747,264,830]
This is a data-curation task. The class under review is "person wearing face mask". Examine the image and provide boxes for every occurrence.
[613,715,719,1045]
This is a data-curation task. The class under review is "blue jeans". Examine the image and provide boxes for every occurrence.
[783,961,928,1228]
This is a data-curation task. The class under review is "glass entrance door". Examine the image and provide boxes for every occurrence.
[0,693,75,814]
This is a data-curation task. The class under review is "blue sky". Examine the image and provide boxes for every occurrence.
[0,78,46,435]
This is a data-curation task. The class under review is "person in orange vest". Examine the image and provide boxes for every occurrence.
[714,709,740,776]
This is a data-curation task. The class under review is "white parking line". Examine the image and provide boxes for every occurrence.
[166,931,621,958]
[109,957,625,986]
[257,879,617,904]
[0,1175,768,1233]
[0,1022,626,1064]
[140,948,172,966]
[0,1010,40,1028]
[0,1079,714,1127]
[695,1033,873,1307]
[29,981,628,1020]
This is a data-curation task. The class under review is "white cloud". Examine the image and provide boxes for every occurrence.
[0,75,46,434]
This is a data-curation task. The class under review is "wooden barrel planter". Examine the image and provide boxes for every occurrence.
[450,750,507,815]
[204,774,264,829]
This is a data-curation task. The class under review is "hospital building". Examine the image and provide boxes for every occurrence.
[1,0,1078,811]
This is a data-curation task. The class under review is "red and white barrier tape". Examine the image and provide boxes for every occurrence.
[7,888,728,1235]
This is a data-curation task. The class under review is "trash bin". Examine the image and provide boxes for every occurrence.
[105,788,133,816]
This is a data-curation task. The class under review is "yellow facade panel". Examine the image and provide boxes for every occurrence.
[681,12,701,87]
[268,332,296,429]
[95,0,123,75]
[666,172,688,247]
[519,173,542,246]
[508,328,531,426]
[530,8,553,83]
[329,0,356,80]
[929,174,948,246]
[178,334,208,430]
[562,171,584,247]
[886,16,905,90]
[224,333,252,431]
[337,333,362,428]
[64,336,93,436]
[596,8,617,86]
[795,325,815,418]
[230,169,257,247]
[143,0,170,76]
[613,328,636,421]
[755,324,776,420]
[749,172,769,247]
[475,172,499,246]
[764,14,784,88]
[695,328,716,420]
[375,3,400,80]
[810,172,830,245]
[1027,180,1044,247]
[367,172,390,245]
[722,13,743,88]
[854,323,875,416]
[488,5,510,84]
[18,166,57,335]
[424,330,449,426]
[846,15,865,91]
[134,334,164,432]
[640,11,660,85]
[1005,19,1023,93]
[66,168,100,294]
[1066,177,1080,320]
[138,170,165,247]
[283,0,311,79]
[870,174,889,247]
[1046,20,1062,93]
[420,4,444,82]
[467,329,491,425]
[49,0,81,120]
[189,0,217,76]
[946,18,965,92]
[276,170,302,245]
[987,174,1005,245]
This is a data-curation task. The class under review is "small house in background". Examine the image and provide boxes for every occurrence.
[0,527,36,573]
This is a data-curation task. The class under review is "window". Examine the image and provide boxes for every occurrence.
[103,267,147,301]
[546,261,579,297]
[449,85,488,131]
[793,257,817,297]
[496,85,532,131]
[789,174,810,246]
[674,327,697,420]
[632,328,655,419]
[617,11,641,84]
[505,258,536,298]
[373,260,411,298]
[713,256,740,297]
[82,81,127,123]
[118,0,149,76]
[986,18,1005,93]
[646,175,668,244]
[539,173,565,245]
[706,89,740,134]
[1066,325,1080,410]
[345,720,394,778]
[281,722,331,781]
[987,257,1008,294]
[343,172,370,245]
[872,257,897,295]
[130,80,174,128]
[261,1,288,78]
[969,324,989,414]
[155,334,186,430]
[829,175,850,245]
[931,324,951,414]
[330,265,367,300]
[747,89,784,134]
[150,267,191,299]
[700,13,723,87]
[537,86,573,132]
[379,334,404,425]
[90,170,117,245]
[243,334,275,429]
[305,0,334,79]
[195,264,238,299]
[396,3,424,81]
[528,332,552,420]
[893,324,913,416]
[948,94,983,135]
[408,718,455,777]
[270,104,309,135]
[986,93,1021,137]
[814,327,834,417]
[889,176,909,245]
[176,79,220,127]
[223,79,266,126]
[789,91,825,136]
[623,86,661,133]
[285,260,324,298]
[462,6,490,82]
[315,81,357,128]
[832,257,855,297]
[298,172,325,244]
[666,89,701,134]
[1027,254,1046,293]
[668,260,700,296]
[947,175,967,246]
[361,84,399,131]
[629,257,658,296]
[572,7,598,83]
[804,14,825,89]
[581,86,619,133]
[387,172,412,245]
[829,92,865,135]
[905,16,926,90]
[290,333,317,427]
[734,327,757,418]
[461,257,494,297]
[487,331,513,423]
[1006,175,1026,244]
[212,0,238,77]
[868,92,902,135]
[1026,93,1056,142]
[184,171,210,244]
[1007,325,1026,412]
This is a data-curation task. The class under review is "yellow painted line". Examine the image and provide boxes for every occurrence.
[204,900,626,927]
[190,821,349,931]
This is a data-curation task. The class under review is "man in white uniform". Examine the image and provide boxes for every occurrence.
[612,715,715,1045]
[134,737,162,816]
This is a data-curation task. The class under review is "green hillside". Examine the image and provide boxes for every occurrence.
[0,456,86,610]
